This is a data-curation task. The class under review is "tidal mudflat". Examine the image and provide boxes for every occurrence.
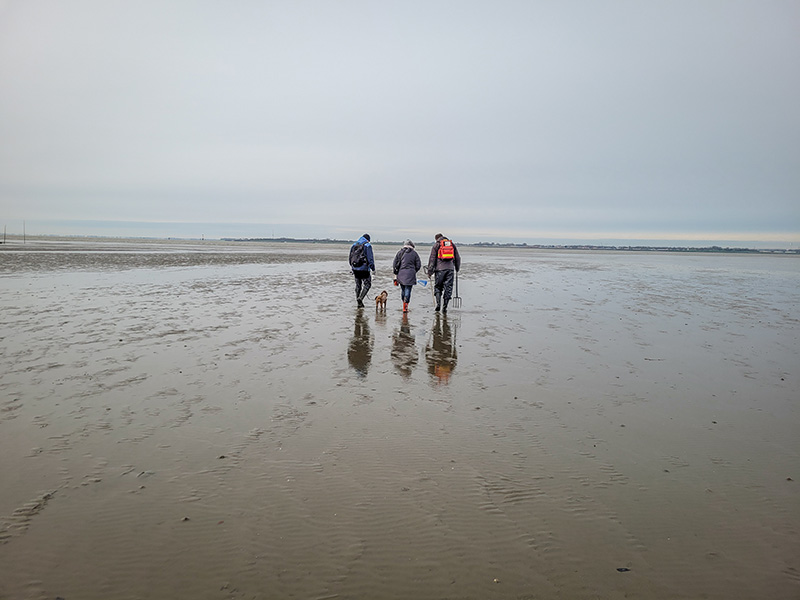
[1,238,798,599]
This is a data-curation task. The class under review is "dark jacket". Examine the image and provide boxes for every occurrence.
[393,245,422,286]
[351,236,375,272]
[427,238,461,273]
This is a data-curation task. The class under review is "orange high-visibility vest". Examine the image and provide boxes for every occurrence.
[437,239,455,260]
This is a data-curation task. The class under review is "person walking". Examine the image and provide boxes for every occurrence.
[349,234,375,307]
[392,239,422,313]
[427,233,461,313]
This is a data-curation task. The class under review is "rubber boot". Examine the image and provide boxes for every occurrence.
[434,292,441,312]
[442,298,449,313]
[403,301,408,312]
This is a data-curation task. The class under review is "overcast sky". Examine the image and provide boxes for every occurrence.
[1,0,798,244]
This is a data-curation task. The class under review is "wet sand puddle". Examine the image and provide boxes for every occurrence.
[1,240,798,599]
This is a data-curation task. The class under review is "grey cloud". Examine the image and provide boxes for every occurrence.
[0,0,798,243]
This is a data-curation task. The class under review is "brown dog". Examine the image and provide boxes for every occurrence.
[375,290,388,310]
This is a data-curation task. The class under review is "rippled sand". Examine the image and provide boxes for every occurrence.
[1,238,798,599]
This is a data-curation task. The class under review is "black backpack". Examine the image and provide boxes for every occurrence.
[349,242,367,268]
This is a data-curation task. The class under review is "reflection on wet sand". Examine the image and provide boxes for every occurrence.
[3,241,799,600]
[391,313,418,379]
[425,314,457,384]
[347,308,372,377]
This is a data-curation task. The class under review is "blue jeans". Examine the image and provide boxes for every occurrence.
[400,284,413,303]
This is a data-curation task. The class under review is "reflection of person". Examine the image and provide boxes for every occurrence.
[392,240,422,313]
[427,233,461,313]
[349,234,375,307]
[391,313,418,379]
[347,310,373,377]
[425,314,457,384]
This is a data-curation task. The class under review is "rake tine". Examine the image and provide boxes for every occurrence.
[452,270,462,308]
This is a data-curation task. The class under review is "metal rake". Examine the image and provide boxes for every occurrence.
[452,270,462,308]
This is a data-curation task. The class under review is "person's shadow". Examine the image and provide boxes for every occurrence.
[347,309,373,378]
[425,314,457,384]
[391,313,418,379]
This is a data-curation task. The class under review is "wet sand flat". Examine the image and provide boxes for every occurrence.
[1,238,798,599]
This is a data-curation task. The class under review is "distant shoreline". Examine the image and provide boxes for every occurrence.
[220,237,799,254]
[0,234,797,254]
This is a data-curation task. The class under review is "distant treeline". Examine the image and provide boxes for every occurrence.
[221,238,797,254]
[471,243,798,254]
[222,237,397,245]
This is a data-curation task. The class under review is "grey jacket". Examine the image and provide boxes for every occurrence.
[427,239,461,273]
[393,246,422,286]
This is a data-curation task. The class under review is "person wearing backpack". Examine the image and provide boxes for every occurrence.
[427,233,461,313]
[349,234,375,307]
[392,239,422,313]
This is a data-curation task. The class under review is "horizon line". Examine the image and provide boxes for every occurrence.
[2,232,798,253]
[0,219,797,249]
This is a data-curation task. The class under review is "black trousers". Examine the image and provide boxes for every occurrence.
[354,270,372,300]
[434,270,455,304]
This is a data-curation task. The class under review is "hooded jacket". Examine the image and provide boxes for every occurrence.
[392,243,422,286]
[351,235,375,272]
